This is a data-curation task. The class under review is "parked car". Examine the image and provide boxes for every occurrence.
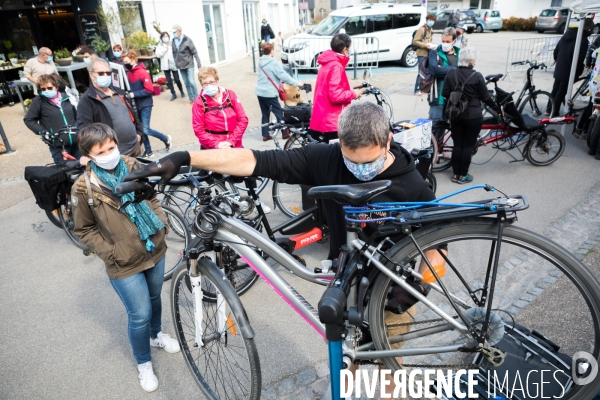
[432,9,477,33]
[473,9,503,33]
[281,3,426,69]
[535,8,570,34]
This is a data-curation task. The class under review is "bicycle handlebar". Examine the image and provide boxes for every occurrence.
[114,180,149,195]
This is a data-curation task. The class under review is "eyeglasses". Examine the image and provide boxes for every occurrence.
[39,86,55,91]
[201,80,218,87]
[94,71,112,76]
[40,53,52,56]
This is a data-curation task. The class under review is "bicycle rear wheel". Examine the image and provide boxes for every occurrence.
[161,205,190,281]
[518,90,554,119]
[171,261,261,400]
[45,209,62,228]
[284,132,311,150]
[525,129,565,166]
[58,195,89,250]
[272,180,303,218]
[367,219,600,399]
[433,129,453,172]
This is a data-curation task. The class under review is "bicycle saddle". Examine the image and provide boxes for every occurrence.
[307,180,391,205]
[485,74,503,83]
[521,114,545,131]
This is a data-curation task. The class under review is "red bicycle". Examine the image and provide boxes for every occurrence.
[433,74,575,171]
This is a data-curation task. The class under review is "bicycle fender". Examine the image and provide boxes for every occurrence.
[197,258,256,339]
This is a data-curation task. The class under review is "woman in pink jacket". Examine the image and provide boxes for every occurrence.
[309,34,362,143]
[192,67,249,149]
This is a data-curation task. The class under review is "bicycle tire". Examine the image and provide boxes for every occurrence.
[432,129,453,172]
[233,177,268,196]
[428,133,438,173]
[367,218,600,400]
[588,116,598,148]
[571,76,590,113]
[525,130,565,166]
[272,180,304,218]
[58,195,88,250]
[161,204,191,281]
[426,171,437,194]
[518,90,554,119]
[284,132,310,150]
[45,209,62,228]
[171,261,261,400]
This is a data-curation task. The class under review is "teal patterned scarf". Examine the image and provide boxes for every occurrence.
[91,158,165,252]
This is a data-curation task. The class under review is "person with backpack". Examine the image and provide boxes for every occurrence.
[192,67,248,150]
[428,27,460,140]
[255,42,302,141]
[412,14,437,96]
[442,47,499,184]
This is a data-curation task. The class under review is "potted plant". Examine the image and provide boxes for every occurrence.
[91,34,110,58]
[146,36,158,57]
[152,83,161,96]
[23,98,32,111]
[71,46,84,62]
[156,76,167,92]
[7,52,18,65]
[54,48,72,66]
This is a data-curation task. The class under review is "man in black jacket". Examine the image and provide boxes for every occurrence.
[548,18,593,117]
[77,56,143,157]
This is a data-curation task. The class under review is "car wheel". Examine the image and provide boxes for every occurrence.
[467,27,474,34]
[401,47,418,68]
[558,23,565,34]
[476,24,483,33]
[537,29,545,33]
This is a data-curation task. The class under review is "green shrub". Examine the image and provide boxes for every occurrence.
[502,17,537,31]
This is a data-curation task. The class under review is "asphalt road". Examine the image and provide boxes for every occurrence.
[1,30,600,398]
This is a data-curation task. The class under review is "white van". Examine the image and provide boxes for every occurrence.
[281,3,426,69]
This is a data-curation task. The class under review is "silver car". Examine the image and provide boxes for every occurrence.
[535,8,570,34]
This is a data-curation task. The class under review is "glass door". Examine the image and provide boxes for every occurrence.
[243,2,259,53]
[203,4,227,64]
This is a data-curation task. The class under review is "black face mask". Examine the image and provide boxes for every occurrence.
[124,63,133,71]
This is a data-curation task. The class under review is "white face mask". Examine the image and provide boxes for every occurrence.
[441,42,454,52]
[92,148,121,170]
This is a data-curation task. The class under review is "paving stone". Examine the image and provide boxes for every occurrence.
[503,260,515,270]
[311,378,330,396]
[527,287,544,295]
[277,377,298,396]
[543,275,557,284]
[549,269,564,278]
[261,386,277,400]
[296,369,317,387]
[513,299,530,309]
[284,388,315,400]
[315,362,329,379]
[506,306,522,315]
[520,293,536,302]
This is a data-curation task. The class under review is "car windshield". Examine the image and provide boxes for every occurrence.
[310,15,347,36]
[540,9,557,17]
[460,11,476,19]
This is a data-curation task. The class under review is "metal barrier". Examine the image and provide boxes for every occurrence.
[282,36,380,76]
[504,35,561,81]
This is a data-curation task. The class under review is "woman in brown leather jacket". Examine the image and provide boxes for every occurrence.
[71,123,179,393]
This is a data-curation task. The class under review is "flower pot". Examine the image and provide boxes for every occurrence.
[152,86,161,96]
[161,85,166,92]
[146,49,155,57]
[9,58,18,65]
[140,49,148,56]
[74,55,84,62]
[56,57,72,66]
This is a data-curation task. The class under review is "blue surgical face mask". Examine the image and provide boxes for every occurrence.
[83,57,91,64]
[343,153,387,181]
[203,84,218,97]
[46,55,53,63]
[162,37,169,43]
[41,89,57,98]
[95,75,112,88]
[262,21,267,25]
[426,21,434,27]
[113,51,122,58]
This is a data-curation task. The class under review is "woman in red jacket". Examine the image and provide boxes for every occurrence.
[309,34,362,143]
[192,67,249,149]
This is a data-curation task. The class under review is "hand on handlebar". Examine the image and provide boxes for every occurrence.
[123,151,191,192]
[354,89,363,99]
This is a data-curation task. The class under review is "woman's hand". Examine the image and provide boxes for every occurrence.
[353,89,363,99]
[217,141,233,149]
[129,92,135,98]
[79,156,90,166]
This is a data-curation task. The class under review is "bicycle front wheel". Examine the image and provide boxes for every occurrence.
[525,129,565,166]
[433,129,453,172]
[367,218,600,399]
[162,205,190,281]
[518,90,554,119]
[171,261,261,400]
[58,195,89,250]
[272,180,303,217]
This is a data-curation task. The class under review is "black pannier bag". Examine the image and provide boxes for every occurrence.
[495,87,526,129]
[282,103,312,125]
[24,165,69,211]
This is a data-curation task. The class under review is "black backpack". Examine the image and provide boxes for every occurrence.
[418,55,437,94]
[445,69,477,121]
[410,26,428,51]
[24,165,70,211]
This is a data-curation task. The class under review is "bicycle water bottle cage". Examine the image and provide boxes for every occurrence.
[307,181,391,205]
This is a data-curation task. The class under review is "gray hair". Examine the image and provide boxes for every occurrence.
[87,55,110,73]
[78,123,119,155]
[338,102,390,150]
[458,46,478,67]
[442,27,457,40]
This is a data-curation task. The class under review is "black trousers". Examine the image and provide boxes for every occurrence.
[590,117,600,156]
[163,69,183,95]
[450,117,482,176]
[257,96,283,137]
[549,79,569,116]
[308,129,338,143]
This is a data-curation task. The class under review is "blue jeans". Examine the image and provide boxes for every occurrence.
[429,104,447,140]
[138,107,168,153]
[109,256,165,365]
[257,96,283,137]
[179,67,198,101]
[414,56,424,93]
[49,145,80,164]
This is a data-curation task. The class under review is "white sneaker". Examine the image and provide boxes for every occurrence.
[150,331,181,354]
[262,204,272,214]
[137,361,158,393]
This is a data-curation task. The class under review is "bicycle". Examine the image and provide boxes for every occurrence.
[116,177,600,400]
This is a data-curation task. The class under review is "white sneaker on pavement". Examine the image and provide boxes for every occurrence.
[150,331,181,353]
[137,361,158,393]
[262,204,272,214]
